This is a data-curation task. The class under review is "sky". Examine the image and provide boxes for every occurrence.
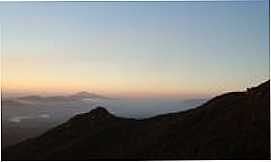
[0,1,269,99]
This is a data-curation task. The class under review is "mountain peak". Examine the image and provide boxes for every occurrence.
[65,107,114,128]
[72,91,97,97]
[71,92,109,99]
[76,91,93,95]
[89,106,110,115]
[72,106,113,121]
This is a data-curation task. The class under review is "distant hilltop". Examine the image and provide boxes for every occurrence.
[69,91,112,100]
[16,92,111,103]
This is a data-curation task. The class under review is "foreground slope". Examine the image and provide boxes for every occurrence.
[2,81,270,160]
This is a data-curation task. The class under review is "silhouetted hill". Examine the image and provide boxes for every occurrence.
[2,81,270,160]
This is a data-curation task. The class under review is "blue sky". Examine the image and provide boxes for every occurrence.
[1,1,269,98]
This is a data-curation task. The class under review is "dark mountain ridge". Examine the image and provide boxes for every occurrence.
[2,80,270,160]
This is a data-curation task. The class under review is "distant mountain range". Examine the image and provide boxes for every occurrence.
[16,91,111,103]
[1,100,25,106]
[2,81,270,160]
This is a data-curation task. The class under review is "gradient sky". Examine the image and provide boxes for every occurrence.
[1,1,269,98]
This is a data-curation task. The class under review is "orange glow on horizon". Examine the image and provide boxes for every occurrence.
[2,80,217,99]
